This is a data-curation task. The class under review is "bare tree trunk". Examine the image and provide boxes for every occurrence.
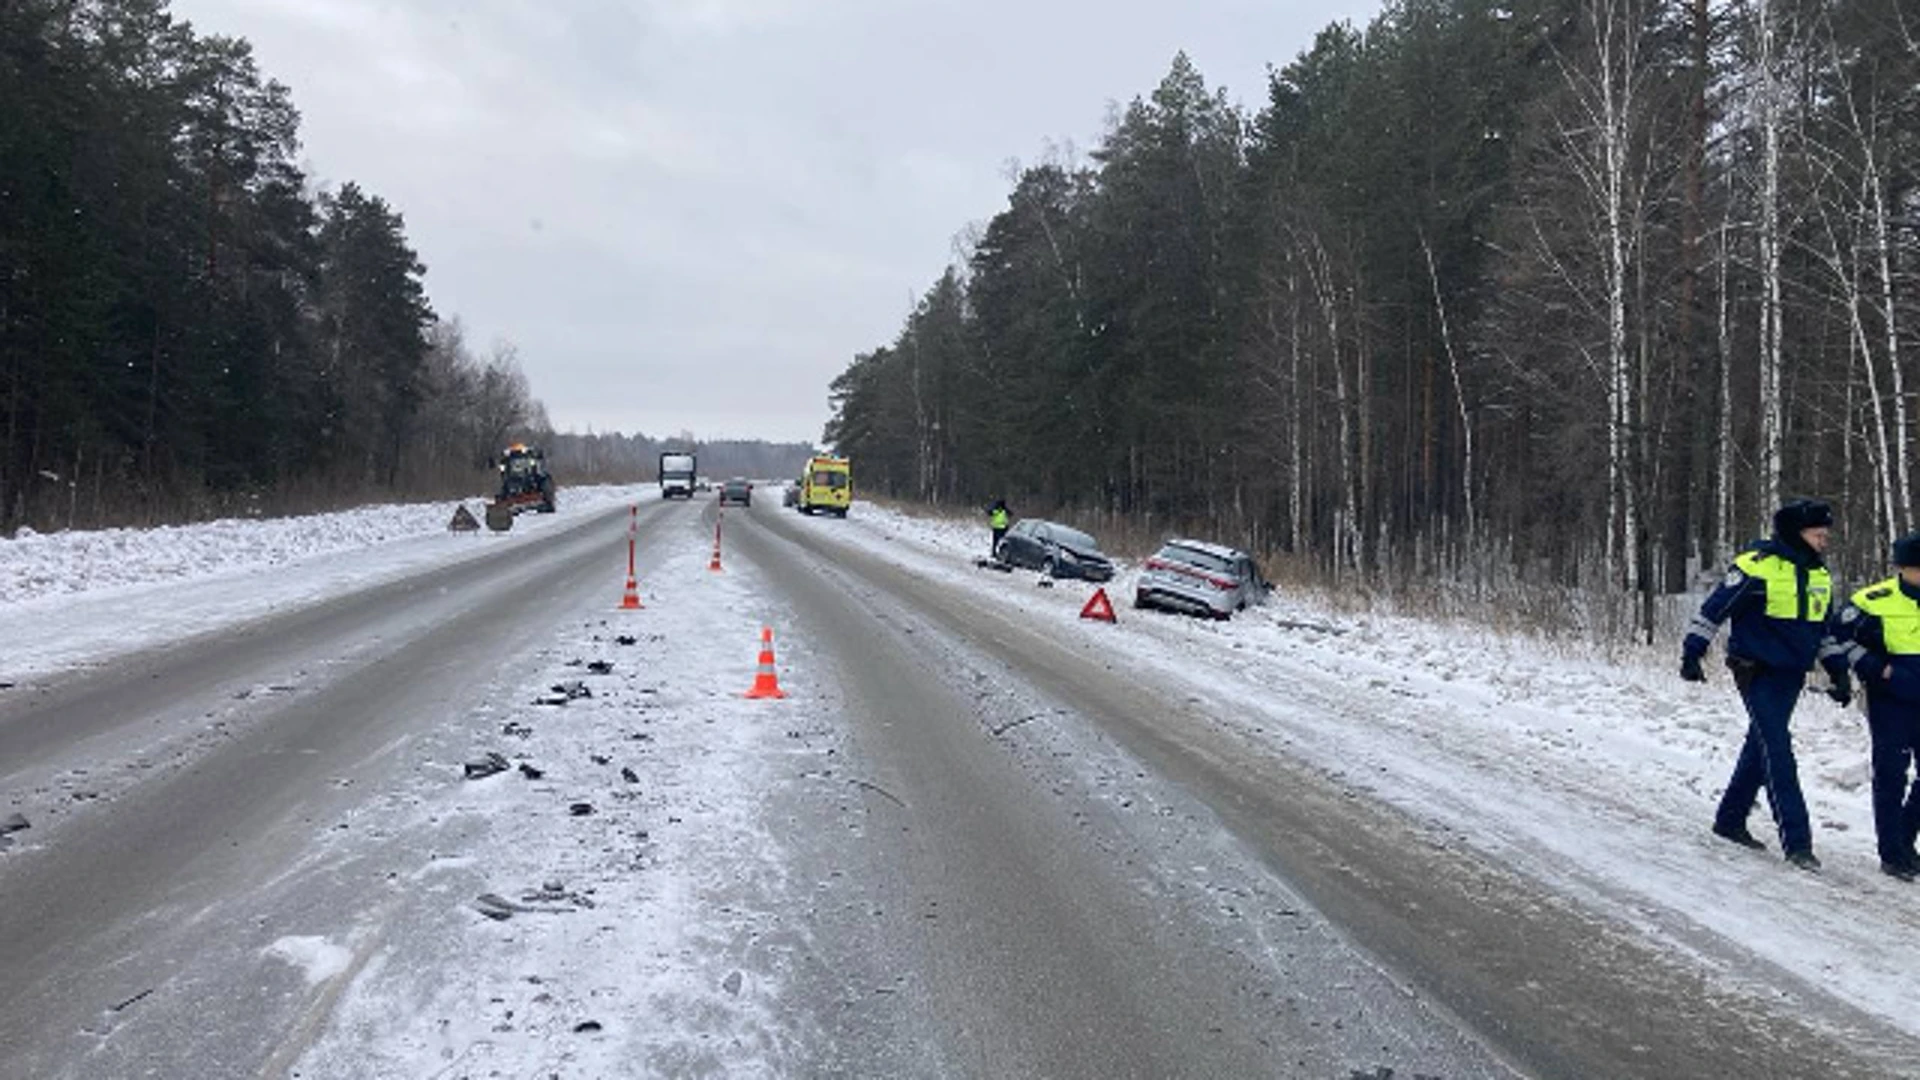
[1683,0,1709,570]
[1305,233,1360,575]
[1356,319,1373,572]
[1420,233,1475,540]
[1865,137,1910,530]
[909,320,933,502]
[1289,276,1305,554]
[1717,218,1737,549]
[1815,200,1897,540]
[1757,0,1785,509]
[1588,0,1641,586]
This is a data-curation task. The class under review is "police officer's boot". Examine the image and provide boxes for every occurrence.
[1712,822,1767,850]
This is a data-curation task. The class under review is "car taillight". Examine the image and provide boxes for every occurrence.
[1206,575,1235,590]
[1146,557,1170,571]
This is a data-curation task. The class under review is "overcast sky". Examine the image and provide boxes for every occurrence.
[164,0,1377,445]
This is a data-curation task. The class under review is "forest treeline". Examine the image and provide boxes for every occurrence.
[0,0,556,532]
[824,0,1919,617]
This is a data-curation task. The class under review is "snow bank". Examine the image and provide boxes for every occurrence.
[0,486,655,606]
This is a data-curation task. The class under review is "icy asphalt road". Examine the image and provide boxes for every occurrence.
[0,501,656,1077]
[737,504,1916,1080]
[1,494,1913,1078]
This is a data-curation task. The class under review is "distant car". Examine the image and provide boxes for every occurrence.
[719,478,752,506]
[782,480,800,508]
[996,519,1114,582]
[1135,539,1269,619]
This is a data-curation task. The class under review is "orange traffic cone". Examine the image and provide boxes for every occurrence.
[708,520,723,572]
[619,507,644,609]
[743,626,786,699]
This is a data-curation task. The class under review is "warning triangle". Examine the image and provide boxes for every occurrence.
[1079,587,1117,623]
[448,504,480,532]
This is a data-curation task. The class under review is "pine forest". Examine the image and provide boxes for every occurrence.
[823,0,1919,631]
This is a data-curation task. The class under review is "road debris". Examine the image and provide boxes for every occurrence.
[463,753,510,780]
[534,680,593,706]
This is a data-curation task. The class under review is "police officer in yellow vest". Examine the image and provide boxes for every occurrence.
[1834,532,1920,881]
[1681,498,1852,871]
[988,499,1010,560]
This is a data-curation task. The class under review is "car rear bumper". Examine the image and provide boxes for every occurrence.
[1136,582,1232,616]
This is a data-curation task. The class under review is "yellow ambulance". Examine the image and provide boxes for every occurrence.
[796,456,852,517]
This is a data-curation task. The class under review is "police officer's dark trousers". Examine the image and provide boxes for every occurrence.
[1715,663,1813,853]
[1865,692,1920,863]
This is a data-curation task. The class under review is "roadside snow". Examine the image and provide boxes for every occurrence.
[266,937,354,987]
[783,500,1920,1042]
[0,486,654,681]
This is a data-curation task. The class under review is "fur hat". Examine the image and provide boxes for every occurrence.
[1773,498,1835,538]
[1893,532,1920,568]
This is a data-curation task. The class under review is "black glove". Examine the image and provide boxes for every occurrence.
[1680,654,1706,683]
[1828,675,1853,707]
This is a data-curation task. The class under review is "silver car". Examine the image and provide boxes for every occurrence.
[1134,539,1269,619]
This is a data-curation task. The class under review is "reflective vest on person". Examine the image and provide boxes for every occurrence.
[1851,577,1920,654]
[990,508,1009,530]
[1734,549,1832,623]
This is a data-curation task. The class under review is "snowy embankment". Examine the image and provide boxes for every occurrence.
[0,487,653,681]
[782,501,1920,1042]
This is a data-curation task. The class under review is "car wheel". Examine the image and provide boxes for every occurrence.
[1134,592,1149,610]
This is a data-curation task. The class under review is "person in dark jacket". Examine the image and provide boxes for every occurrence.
[1834,532,1920,881]
[1682,497,1852,871]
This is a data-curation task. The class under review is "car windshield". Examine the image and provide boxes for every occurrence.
[1160,545,1234,575]
[1053,526,1098,552]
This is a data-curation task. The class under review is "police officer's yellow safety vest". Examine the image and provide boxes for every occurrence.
[1851,577,1920,655]
[1735,549,1832,622]
[990,508,1009,530]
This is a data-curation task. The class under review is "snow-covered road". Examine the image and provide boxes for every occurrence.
[2,491,1917,1077]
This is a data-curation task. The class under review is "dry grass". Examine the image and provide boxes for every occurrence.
[860,494,1687,659]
